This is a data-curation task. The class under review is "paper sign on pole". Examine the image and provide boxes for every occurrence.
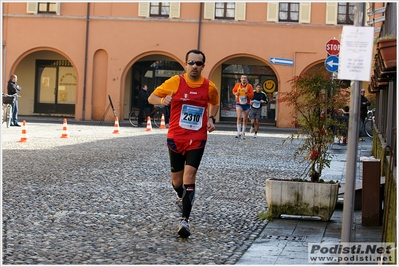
[337,26,374,81]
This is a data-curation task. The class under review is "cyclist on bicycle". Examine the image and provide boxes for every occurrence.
[7,74,21,127]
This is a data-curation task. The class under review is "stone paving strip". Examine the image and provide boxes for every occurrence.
[2,123,305,265]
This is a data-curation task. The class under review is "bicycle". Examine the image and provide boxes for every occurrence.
[129,105,163,128]
[2,93,17,128]
[364,108,375,138]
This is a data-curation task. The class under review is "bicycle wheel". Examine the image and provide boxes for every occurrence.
[152,109,162,128]
[2,105,6,126]
[6,105,12,128]
[364,119,373,138]
[129,108,140,127]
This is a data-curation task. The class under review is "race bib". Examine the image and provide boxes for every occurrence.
[239,95,247,105]
[179,104,204,131]
[252,100,260,108]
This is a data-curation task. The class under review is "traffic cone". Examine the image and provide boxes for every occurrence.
[159,114,166,129]
[112,116,120,134]
[60,118,69,138]
[18,120,28,142]
[145,116,152,132]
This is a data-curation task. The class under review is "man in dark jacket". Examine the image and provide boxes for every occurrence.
[7,74,22,126]
[359,88,371,140]
[137,85,149,126]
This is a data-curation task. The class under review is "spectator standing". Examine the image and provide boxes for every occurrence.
[359,88,371,141]
[148,49,219,238]
[137,85,149,127]
[232,75,254,139]
[249,84,268,138]
[7,74,21,127]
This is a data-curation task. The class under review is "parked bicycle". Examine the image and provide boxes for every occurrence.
[364,108,375,138]
[2,93,18,128]
[129,105,163,128]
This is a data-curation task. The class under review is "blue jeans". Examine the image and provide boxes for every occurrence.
[11,100,18,125]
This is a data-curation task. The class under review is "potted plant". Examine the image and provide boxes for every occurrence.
[265,67,349,221]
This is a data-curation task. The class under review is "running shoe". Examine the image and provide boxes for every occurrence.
[235,133,240,138]
[241,132,245,140]
[254,133,257,138]
[178,218,190,238]
[175,197,183,211]
[250,126,254,133]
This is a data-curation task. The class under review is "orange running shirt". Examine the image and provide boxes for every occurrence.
[152,74,219,140]
[232,83,254,104]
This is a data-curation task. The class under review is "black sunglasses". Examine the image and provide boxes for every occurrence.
[187,60,204,66]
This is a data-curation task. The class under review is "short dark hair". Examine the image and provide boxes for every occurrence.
[256,84,261,87]
[185,49,206,63]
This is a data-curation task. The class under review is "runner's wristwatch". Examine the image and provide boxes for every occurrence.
[209,116,216,124]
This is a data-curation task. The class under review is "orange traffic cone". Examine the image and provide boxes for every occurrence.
[113,116,120,134]
[60,118,69,138]
[145,116,152,132]
[159,114,166,129]
[18,120,28,142]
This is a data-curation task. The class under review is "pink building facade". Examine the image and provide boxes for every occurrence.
[2,2,382,127]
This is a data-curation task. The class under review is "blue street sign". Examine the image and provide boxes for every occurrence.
[325,55,339,72]
[270,57,294,66]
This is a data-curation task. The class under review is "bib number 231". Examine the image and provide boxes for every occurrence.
[179,104,204,131]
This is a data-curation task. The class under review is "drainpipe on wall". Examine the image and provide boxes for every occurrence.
[3,41,6,91]
[197,3,203,50]
[82,2,90,121]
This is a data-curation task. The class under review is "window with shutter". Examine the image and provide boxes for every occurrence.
[150,2,170,17]
[299,2,311,23]
[337,2,354,25]
[26,2,38,14]
[169,2,180,18]
[325,2,337,25]
[204,2,215,20]
[235,2,246,21]
[215,2,235,19]
[37,3,60,15]
[279,2,299,22]
[138,2,150,18]
[267,2,278,22]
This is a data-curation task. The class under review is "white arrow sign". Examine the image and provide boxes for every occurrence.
[326,59,339,68]
[270,57,294,66]
[325,55,339,72]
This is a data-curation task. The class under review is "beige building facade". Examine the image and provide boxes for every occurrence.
[2,2,382,127]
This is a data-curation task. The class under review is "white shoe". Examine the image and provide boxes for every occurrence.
[241,132,245,140]
[250,126,254,133]
[254,133,257,138]
[235,133,240,139]
[178,218,190,238]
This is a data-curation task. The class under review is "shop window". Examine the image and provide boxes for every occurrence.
[337,3,354,25]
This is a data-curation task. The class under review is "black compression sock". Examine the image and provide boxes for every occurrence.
[182,184,195,219]
[173,183,184,198]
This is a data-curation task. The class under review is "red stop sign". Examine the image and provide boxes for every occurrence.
[326,39,340,55]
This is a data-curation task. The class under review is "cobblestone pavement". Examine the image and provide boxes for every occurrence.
[2,121,304,265]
